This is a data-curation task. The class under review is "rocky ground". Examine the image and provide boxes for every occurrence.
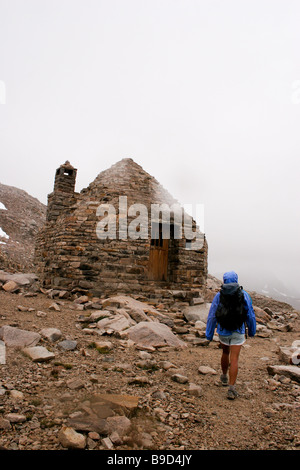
[0,275,299,451]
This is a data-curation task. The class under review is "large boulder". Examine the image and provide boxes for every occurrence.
[97,314,133,334]
[183,303,211,323]
[253,306,272,324]
[102,295,159,322]
[0,326,40,348]
[0,271,38,286]
[126,321,186,349]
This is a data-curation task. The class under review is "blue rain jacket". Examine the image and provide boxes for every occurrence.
[205,271,256,341]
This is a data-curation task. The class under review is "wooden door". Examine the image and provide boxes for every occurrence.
[148,223,169,281]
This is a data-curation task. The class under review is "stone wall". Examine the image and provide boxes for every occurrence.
[47,161,77,223]
[35,159,208,299]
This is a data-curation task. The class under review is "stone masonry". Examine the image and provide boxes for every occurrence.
[34,159,208,300]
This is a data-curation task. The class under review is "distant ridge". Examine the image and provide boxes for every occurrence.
[0,182,46,271]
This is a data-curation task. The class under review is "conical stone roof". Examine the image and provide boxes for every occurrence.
[79,158,180,209]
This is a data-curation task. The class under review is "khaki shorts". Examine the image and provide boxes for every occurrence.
[219,332,246,346]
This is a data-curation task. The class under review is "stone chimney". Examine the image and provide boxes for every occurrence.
[47,161,77,222]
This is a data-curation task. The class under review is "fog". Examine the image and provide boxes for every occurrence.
[0,1,299,305]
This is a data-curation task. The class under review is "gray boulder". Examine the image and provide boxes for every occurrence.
[183,303,211,323]
[0,271,38,286]
[127,321,186,349]
[0,326,41,348]
[97,314,133,334]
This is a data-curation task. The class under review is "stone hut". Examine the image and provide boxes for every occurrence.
[35,158,208,301]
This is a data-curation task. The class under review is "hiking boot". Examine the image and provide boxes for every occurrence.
[220,374,228,386]
[227,386,238,400]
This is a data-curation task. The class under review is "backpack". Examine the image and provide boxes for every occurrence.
[215,283,248,331]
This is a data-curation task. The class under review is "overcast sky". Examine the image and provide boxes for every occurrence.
[0,0,299,295]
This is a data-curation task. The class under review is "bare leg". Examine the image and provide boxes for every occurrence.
[221,343,230,375]
[228,344,242,385]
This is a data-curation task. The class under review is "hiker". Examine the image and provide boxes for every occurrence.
[205,271,256,400]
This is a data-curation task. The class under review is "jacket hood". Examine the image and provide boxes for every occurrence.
[221,282,240,296]
[223,271,238,284]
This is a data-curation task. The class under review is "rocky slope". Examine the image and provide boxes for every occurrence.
[0,183,46,272]
[0,274,299,451]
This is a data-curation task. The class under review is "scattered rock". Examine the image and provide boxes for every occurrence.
[183,303,211,323]
[109,431,123,446]
[58,426,86,450]
[92,394,140,417]
[191,297,205,305]
[128,376,152,386]
[254,306,272,324]
[278,346,297,364]
[36,311,47,317]
[97,314,133,334]
[58,340,77,351]
[171,373,189,384]
[0,417,11,430]
[5,413,27,423]
[17,305,32,312]
[23,346,55,362]
[159,360,177,370]
[74,295,89,304]
[194,320,207,330]
[127,321,187,349]
[9,390,24,401]
[102,437,114,449]
[198,366,217,375]
[40,328,62,342]
[2,280,19,292]
[151,390,167,400]
[67,416,108,435]
[256,325,273,338]
[188,383,203,397]
[138,350,152,360]
[94,341,113,353]
[192,338,210,347]
[267,365,300,383]
[88,431,100,441]
[66,378,85,390]
[106,416,132,437]
[102,295,158,323]
[49,303,61,311]
[0,325,41,348]
[0,283,299,451]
